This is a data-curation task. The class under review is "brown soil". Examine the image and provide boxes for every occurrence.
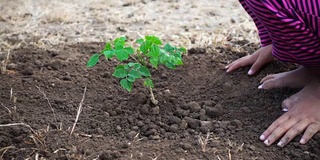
[0,42,319,160]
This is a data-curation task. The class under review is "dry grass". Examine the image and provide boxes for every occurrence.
[0,0,258,53]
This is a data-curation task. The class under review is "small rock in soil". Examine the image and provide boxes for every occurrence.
[164,89,171,94]
[145,129,157,136]
[230,119,242,128]
[205,107,222,118]
[203,101,214,107]
[150,106,160,115]
[188,101,201,113]
[95,128,104,135]
[141,125,149,132]
[137,121,144,127]
[109,111,117,116]
[131,93,147,105]
[200,121,213,127]
[219,121,230,129]
[132,126,139,130]
[199,109,207,120]
[240,107,251,113]
[189,112,199,119]
[180,102,189,110]
[7,63,17,70]
[62,73,72,81]
[179,119,188,130]
[188,48,206,54]
[185,117,200,129]
[300,145,308,151]
[148,124,158,130]
[249,145,256,151]
[214,103,224,112]
[100,150,121,160]
[180,143,193,150]
[149,135,161,140]
[169,124,179,133]
[174,109,189,118]
[169,116,181,125]
[115,126,122,132]
[140,105,149,115]
[120,142,130,149]
[126,131,138,140]
[48,60,63,70]
[200,127,210,134]
[21,66,34,75]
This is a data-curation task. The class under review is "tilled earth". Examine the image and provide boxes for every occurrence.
[0,43,319,159]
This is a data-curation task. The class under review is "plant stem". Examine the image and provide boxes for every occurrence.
[149,87,158,105]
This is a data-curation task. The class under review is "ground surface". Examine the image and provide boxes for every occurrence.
[1,43,320,160]
[1,0,320,160]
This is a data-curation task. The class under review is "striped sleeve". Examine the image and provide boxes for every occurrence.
[239,0,273,46]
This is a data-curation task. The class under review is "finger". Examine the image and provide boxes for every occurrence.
[226,56,254,73]
[225,58,241,69]
[259,78,284,90]
[263,118,297,146]
[260,74,275,83]
[281,95,300,111]
[260,114,290,141]
[277,120,307,147]
[300,123,320,144]
[248,55,269,75]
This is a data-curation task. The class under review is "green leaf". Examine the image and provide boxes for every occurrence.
[179,47,187,53]
[114,37,126,50]
[174,57,183,65]
[87,54,100,68]
[112,65,128,78]
[124,47,134,55]
[146,35,162,45]
[128,70,142,79]
[148,45,160,58]
[140,41,152,54]
[120,79,133,92]
[115,49,130,61]
[165,62,175,69]
[164,43,174,53]
[144,78,154,88]
[127,76,136,82]
[105,42,112,50]
[139,66,151,77]
[128,62,141,69]
[103,50,115,59]
[136,38,144,45]
[150,57,159,68]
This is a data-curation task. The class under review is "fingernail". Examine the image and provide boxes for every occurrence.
[225,65,229,69]
[260,135,266,140]
[264,139,270,145]
[258,85,263,89]
[248,69,254,75]
[277,141,283,147]
[282,108,288,112]
[300,139,306,144]
[226,69,230,73]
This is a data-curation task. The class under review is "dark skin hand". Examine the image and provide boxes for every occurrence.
[226,44,320,147]
[225,44,274,75]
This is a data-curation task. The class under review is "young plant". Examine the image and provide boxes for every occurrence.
[87,35,186,104]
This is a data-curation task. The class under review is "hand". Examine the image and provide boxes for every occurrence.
[259,82,320,147]
[225,44,274,75]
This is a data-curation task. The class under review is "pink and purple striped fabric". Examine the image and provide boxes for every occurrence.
[239,0,320,66]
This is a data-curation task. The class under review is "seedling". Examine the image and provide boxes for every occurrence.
[87,35,186,104]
